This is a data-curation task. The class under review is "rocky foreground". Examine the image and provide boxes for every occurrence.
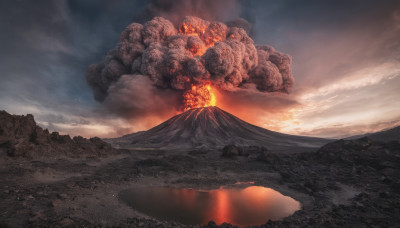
[0,110,115,159]
[0,111,399,227]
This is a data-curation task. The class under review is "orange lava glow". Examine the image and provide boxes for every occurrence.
[120,186,301,226]
[193,45,208,56]
[179,23,208,36]
[207,189,231,225]
[179,21,224,56]
[202,186,299,226]
[183,84,216,111]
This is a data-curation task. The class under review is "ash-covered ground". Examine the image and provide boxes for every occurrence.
[1,111,400,227]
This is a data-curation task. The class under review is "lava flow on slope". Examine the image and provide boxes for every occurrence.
[107,106,331,152]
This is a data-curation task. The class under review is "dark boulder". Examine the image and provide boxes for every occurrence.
[222,144,247,157]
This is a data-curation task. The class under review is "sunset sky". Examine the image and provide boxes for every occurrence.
[0,0,399,139]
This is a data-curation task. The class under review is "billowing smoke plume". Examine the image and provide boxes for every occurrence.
[86,16,294,117]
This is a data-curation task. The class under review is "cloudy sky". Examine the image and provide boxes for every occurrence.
[0,0,399,139]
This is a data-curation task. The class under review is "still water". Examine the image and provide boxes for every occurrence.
[119,186,301,226]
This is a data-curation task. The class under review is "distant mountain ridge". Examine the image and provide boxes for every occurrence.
[107,106,332,151]
[347,125,400,142]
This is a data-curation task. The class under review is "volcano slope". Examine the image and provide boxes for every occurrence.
[1,110,400,227]
[107,106,331,152]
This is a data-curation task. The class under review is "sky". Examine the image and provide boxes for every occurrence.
[0,0,399,139]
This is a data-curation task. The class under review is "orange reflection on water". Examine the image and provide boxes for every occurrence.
[119,186,301,226]
[207,189,231,225]
[204,186,288,226]
[180,188,197,208]
[241,186,272,206]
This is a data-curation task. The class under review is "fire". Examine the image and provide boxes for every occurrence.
[183,84,216,111]
[192,45,208,56]
[179,19,225,56]
[178,18,225,110]
[179,19,208,36]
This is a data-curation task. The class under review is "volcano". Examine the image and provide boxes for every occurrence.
[107,107,331,152]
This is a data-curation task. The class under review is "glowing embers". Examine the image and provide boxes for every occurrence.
[183,84,216,111]
[179,17,226,56]
[179,20,208,36]
[119,186,301,226]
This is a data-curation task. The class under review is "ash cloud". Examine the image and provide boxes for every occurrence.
[104,75,181,119]
[132,0,241,25]
[86,15,294,116]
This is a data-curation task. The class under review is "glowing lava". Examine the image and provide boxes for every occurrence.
[183,84,216,111]
[179,17,226,56]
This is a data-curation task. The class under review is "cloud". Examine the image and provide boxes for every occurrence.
[215,86,300,129]
[104,74,181,119]
[276,71,400,138]
[300,62,400,100]
[1,0,399,139]
[293,119,400,139]
[132,0,241,25]
[86,16,294,119]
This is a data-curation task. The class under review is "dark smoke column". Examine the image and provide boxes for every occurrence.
[86,16,294,117]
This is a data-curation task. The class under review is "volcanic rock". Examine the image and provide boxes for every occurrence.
[315,137,400,169]
[221,144,243,157]
[107,106,331,151]
[317,137,374,156]
[0,110,115,159]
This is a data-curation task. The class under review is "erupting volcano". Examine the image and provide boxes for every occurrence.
[107,106,330,151]
[86,15,294,117]
[87,15,305,151]
[183,84,216,110]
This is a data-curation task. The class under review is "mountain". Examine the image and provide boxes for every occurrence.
[107,106,331,152]
[346,125,400,142]
[0,110,115,159]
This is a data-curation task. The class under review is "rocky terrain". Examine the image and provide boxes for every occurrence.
[347,125,400,143]
[0,110,115,159]
[0,110,399,227]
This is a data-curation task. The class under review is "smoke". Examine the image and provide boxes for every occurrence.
[86,14,294,119]
[132,0,241,25]
[104,75,180,118]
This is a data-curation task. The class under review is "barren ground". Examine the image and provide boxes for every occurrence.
[1,140,399,227]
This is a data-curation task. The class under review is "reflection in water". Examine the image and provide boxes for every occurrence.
[119,186,301,226]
